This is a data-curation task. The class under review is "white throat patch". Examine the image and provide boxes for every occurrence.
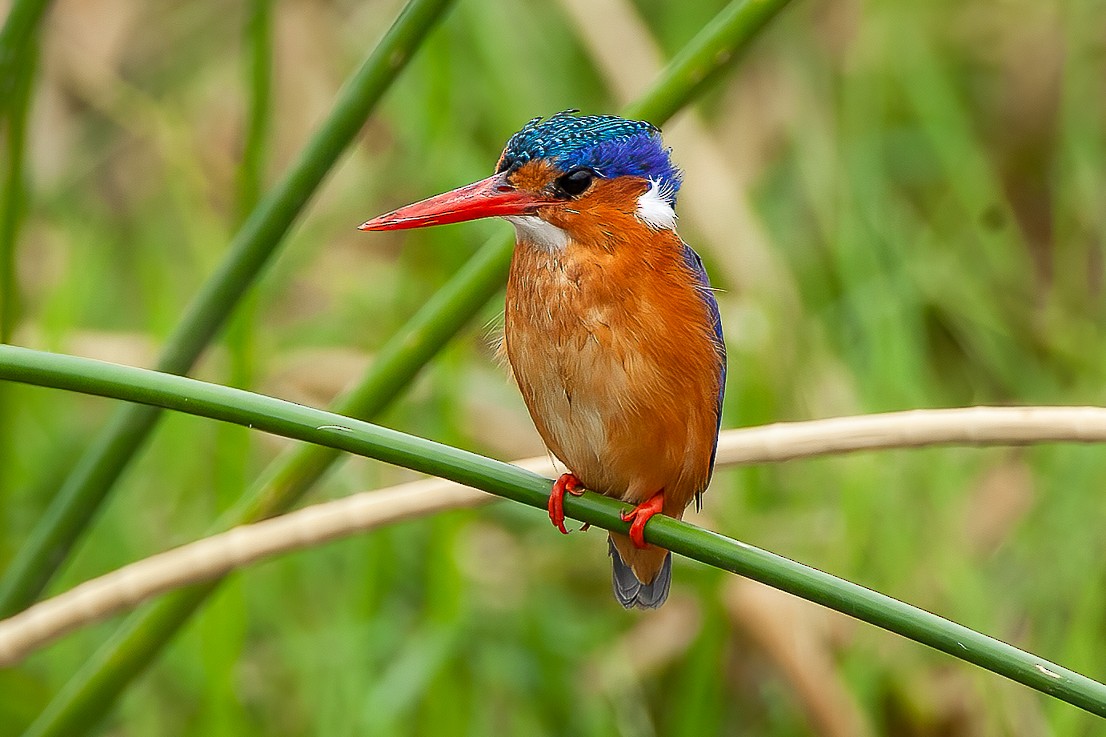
[635,179,678,231]
[504,215,570,253]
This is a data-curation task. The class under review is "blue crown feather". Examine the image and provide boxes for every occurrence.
[499,111,682,204]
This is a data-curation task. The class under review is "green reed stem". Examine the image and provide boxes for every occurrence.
[235,0,272,225]
[0,28,35,343]
[2,344,1104,718]
[0,30,37,509]
[0,0,50,120]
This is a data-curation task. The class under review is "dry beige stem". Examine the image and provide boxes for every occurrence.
[715,406,1106,463]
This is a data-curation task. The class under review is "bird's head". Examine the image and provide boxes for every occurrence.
[359,111,682,251]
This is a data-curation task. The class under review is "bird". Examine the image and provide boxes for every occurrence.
[359,111,726,609]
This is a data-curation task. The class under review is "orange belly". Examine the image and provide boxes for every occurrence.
[503,239,722,516]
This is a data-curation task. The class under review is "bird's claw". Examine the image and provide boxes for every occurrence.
[548,473,585,534]
[619,491,665,549]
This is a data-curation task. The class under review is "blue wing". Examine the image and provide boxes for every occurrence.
[681,243,726,509]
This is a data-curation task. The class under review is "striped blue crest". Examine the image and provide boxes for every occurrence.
[497,111,682,204]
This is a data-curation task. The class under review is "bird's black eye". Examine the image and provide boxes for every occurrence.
[554,167,595,198]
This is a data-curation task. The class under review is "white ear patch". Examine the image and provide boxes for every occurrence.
[635,179,678,231]
[505,215,571,252]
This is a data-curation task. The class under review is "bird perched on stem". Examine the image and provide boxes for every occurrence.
[360,111,726,609]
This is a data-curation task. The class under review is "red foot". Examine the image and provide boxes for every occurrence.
[548,473,585,535]
[620,491,665,549]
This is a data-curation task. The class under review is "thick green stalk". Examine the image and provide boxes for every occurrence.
[216,0,273,490]
[234,0,272,225]
[0,0,456,618]
[200,5,274,727]
[0,30,37,510]
[2,344,1105,717]
[9,1,796,733]
[0,35,35,343]
[0,0,50,120]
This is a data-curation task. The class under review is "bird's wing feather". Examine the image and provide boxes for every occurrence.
[681,242,726,506]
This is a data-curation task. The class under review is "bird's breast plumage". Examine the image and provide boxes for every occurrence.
[503,229,724,516]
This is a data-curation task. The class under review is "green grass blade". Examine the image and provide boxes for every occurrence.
[0,26,37,513]
[216,0,273,495]
[0,0,50,120]
[3,344,1106,717]
[235,0,272,225]
[10,1,795,733]
[0,31,35,344]
[0,347,546,496]
[200,8,273,729]
[0,0,457,618]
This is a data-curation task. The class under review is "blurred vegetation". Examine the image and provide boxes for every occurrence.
[2,0,1106,735]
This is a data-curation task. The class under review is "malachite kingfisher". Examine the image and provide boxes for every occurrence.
[360,111,726,609]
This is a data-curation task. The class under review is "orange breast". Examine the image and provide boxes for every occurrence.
[503,228,722,517]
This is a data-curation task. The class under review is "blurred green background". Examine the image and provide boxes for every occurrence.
[2,0,1106,734]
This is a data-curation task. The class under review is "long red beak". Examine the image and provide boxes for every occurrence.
[358,173,554,231]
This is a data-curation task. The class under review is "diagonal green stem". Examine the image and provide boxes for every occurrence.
[0,0,457,618]
[2,344,1105,717]
[10,1,795,734]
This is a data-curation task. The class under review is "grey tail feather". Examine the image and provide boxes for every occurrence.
[607,537,671,610]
